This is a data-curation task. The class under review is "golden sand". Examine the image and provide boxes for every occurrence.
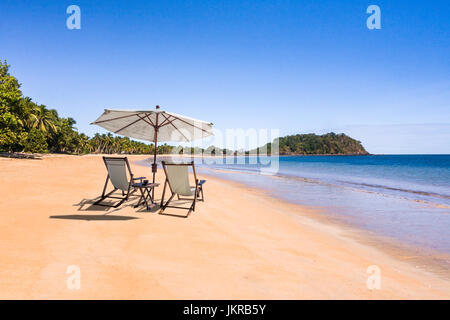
[0,154,449,299]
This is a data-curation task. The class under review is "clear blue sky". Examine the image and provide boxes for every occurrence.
[1,0,449,153]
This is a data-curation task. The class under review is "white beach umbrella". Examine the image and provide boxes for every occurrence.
[91,105,214,190]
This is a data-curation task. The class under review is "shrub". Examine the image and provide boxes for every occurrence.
[23,128,48,153]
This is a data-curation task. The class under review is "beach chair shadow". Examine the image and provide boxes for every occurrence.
[74,196,151,214]
[49,214,139,221]
[73,198,112,212]
[134,202,161,214]
[158,199,196,218]
[60,199,141,220]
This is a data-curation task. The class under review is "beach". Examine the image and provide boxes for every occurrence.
[0,154,449,299]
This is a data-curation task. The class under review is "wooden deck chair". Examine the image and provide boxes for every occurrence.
[94,156,146,208]
[159,161,206,217]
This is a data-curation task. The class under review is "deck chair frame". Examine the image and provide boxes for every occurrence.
[94,156,145,208]
[159,161,205,217]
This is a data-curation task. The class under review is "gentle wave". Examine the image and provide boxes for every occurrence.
[339,180,450,200]
[199,163,450,205]
[141,155,450,253]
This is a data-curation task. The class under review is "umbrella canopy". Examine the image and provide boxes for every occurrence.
[91,107,214,142]
[91,106,214,189]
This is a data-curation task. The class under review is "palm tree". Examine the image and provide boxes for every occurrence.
[76,133,90,154]
[11,96,35,129]
[30,105,57,133]
[102,133,113,154]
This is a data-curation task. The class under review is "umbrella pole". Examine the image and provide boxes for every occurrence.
[152,139,157,200]
[152,112,159,200]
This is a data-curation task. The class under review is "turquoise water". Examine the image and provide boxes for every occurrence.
[192,155,450,254]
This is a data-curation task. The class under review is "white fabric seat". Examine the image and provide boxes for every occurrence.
[159,161,206,217]
[94,157,145,208]
[105,158,130,191]
[165,165,194,196]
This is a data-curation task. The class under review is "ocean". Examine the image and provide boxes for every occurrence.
[144,155,450,257]
[195,155,450,255]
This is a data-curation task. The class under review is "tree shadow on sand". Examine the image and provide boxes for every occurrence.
[49,214,139,221]
[0,152,42,160]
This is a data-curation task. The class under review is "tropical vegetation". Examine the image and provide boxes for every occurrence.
[0,60,173,154]
[1,60,369,156]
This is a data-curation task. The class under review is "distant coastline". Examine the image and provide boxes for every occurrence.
[1,151,374,159]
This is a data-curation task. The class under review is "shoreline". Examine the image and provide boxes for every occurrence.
[142,162,450,280]
[139,156,450,291]
[192,167,450,278]
[0,154,449,299]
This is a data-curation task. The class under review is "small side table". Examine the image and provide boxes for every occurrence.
[133,182,159,210]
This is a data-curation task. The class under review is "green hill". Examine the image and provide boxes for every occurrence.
[257,133,369,155]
